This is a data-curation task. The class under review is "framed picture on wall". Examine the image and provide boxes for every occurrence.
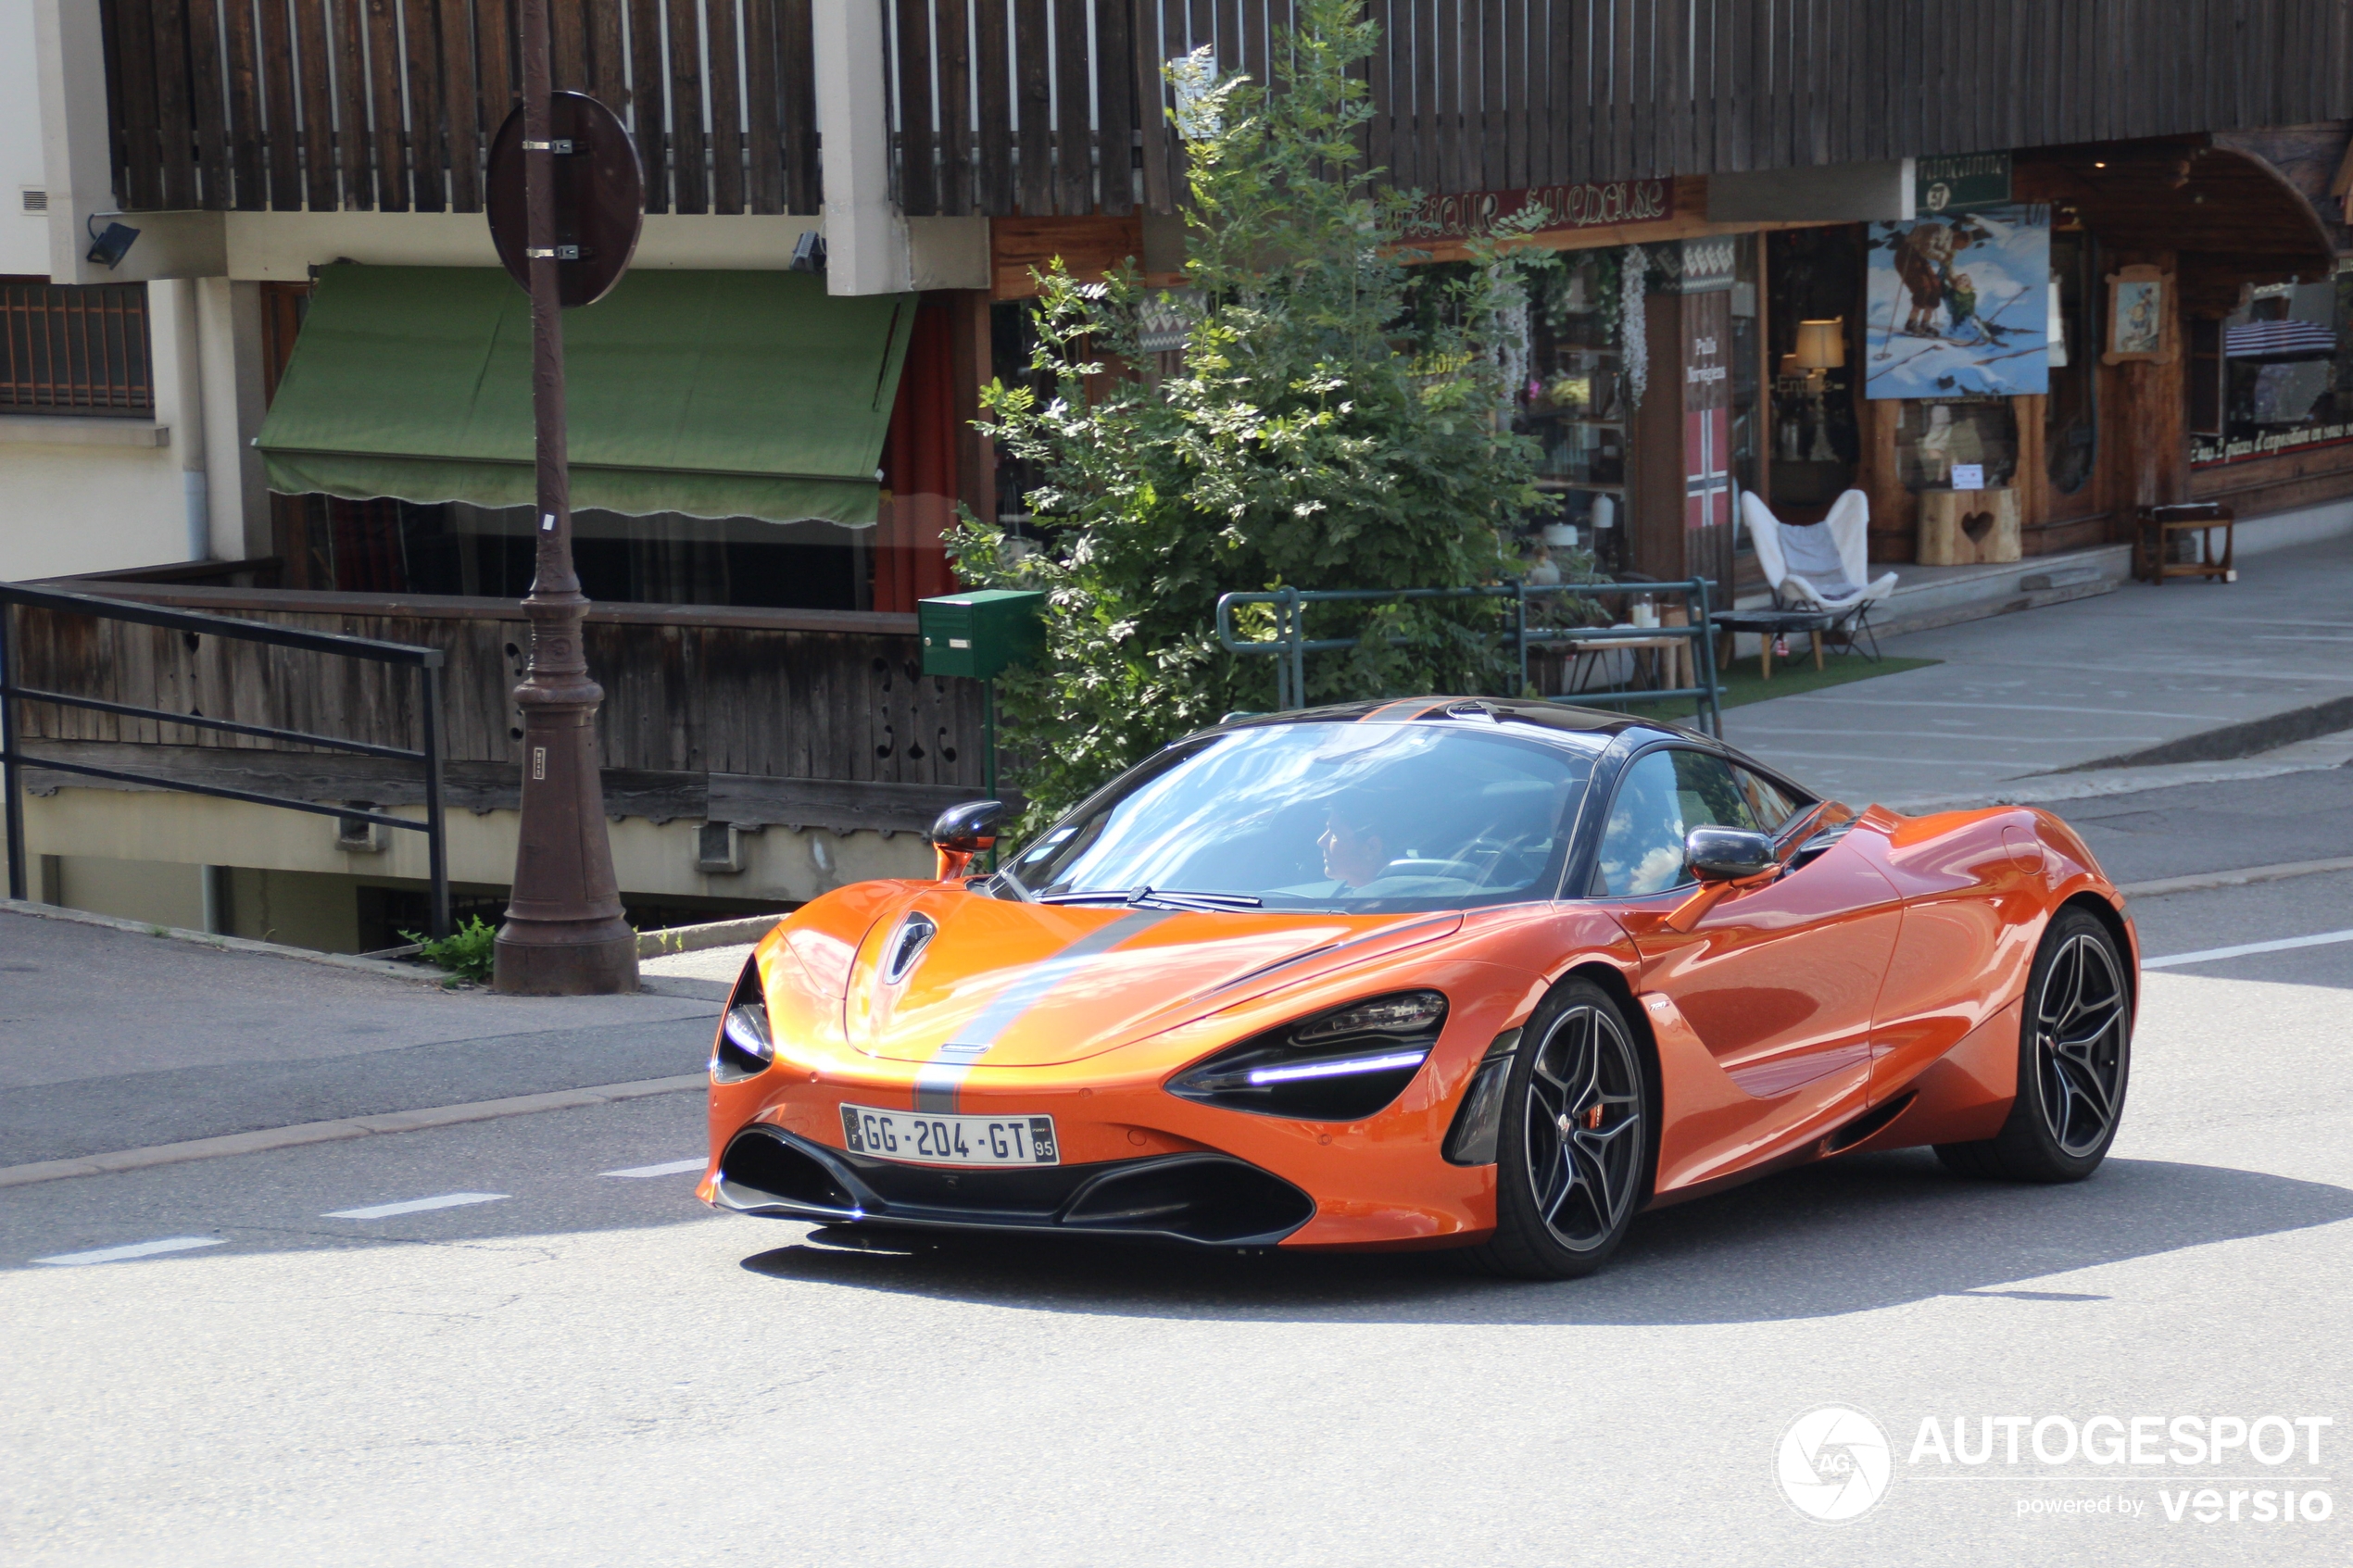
[2104,266,2173,364]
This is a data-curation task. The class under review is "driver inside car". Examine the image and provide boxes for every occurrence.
[1318,801,1400,890]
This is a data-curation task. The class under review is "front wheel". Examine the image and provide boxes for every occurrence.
[1936,906,2133,1183]
[1467,979,1654,1280]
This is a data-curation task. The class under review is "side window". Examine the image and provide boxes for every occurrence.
[1595,750,1758,897]
[1733,766,1804,835]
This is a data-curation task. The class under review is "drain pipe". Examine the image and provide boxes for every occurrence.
[150,279,210,559]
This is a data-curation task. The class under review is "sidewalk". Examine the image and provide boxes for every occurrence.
[1723,533,2353,808]
[0,908,721,1171]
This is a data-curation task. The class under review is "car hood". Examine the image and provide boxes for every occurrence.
[843,892,1463,1067]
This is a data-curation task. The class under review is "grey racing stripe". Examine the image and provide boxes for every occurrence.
[911,910,1174,1111]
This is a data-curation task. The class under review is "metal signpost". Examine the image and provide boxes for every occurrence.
[483,0,645,994]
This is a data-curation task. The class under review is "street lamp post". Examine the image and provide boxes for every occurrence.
[492,0,638,994]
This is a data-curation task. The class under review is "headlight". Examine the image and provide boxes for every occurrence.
[1166,989,1448,1122]
[711,957,776,1084]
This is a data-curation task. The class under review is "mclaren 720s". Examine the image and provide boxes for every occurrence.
[697,698,2137,1279]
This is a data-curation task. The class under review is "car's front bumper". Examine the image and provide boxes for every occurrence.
[711,1123,1318,1247]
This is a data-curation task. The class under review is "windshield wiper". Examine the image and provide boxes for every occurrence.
[1037,886,1264,912]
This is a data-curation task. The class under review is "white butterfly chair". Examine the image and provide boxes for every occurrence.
[1741,489,1900,659]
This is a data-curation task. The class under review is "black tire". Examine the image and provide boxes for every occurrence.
[1936,906,2133,1183]
[1466,978,1655,1280]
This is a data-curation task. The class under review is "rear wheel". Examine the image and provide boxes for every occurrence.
[1467,979,1654,1280]
[1936,907,2132,1183]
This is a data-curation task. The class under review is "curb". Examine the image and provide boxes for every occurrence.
[4,897,786,980]
[0,1073,707,1190]
[2061,694,2353,774]
[1882,732,2353,815]
[2117,855,2353,900]
[0,898,452,985]
[636,912,784,958]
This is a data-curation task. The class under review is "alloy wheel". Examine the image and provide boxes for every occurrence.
[2033,932,2130,1158]
[1522,1004,1645,1252]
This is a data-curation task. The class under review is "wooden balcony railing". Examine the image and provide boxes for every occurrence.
[103,2,2353,221]
[101,0,820,216]
[7,586,989,834]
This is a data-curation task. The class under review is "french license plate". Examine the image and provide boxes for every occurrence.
[839,1104,1059,1167]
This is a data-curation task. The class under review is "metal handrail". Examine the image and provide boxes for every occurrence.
[1214,578,1723,737]
[0,583,452,938]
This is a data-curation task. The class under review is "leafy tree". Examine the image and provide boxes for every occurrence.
[949,0,1545,832]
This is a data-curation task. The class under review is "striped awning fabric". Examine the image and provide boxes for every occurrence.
[2225,320,2337,359]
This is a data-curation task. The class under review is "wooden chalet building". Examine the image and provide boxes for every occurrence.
[3,0,2350,947]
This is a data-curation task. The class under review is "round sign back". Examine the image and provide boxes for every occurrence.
[485,92,645,308]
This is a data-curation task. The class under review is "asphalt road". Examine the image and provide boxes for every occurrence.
[4,771,2349,1565]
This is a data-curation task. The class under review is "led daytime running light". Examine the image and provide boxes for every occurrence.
[1246,1048,1429,1085]
[724,1004,773,1057]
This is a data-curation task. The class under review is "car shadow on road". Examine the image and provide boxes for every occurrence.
[736,1152,2353,1325]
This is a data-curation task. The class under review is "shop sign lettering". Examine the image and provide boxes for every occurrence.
[2193,423,2353,466]
[1404,179,1676,241]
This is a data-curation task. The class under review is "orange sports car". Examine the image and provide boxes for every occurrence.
[698,699,2136,1278]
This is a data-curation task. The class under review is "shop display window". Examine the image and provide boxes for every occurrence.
[1508,249,1634,576]
[1766,228,1863,514]
[2044,222,2098,494]
[1895,397,2020,491]
[2192,261,2353,467]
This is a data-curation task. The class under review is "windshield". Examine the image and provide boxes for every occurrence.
[1007,721,1600,913]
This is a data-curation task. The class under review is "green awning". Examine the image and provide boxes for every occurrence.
[258,265,915,525]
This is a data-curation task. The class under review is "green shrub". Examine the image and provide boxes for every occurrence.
[949,0,1547,834]
[401,915,497,983]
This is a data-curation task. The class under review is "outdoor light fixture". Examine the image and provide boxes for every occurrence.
[788,230,826,273]
[84,214,140,269]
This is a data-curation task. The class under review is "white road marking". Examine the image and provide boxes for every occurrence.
[600,1159,707,1179]
[1728,748,2015,771]
[1759,696,2202,721]
[1737,727,2161,745]
[2143,929,2353,970]
[35,1236,225,1267]
[322,1192,510,1220]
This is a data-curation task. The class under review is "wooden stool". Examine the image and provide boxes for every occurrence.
[2135,503,2236,584]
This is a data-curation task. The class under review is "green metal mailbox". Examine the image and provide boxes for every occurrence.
[918,589,1046,680]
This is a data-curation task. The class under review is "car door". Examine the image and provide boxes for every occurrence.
[1595,746,1905,1104]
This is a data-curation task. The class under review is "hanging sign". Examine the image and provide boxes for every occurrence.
[1916,152,2012,216]
[1403,179,1676,242]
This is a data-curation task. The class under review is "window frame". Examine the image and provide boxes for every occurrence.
[1577,740,1820,900]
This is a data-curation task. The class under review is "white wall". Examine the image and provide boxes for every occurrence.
[0,0,46,276]
[0,276,214,578]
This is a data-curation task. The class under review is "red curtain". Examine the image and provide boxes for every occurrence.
[874,300,963,613]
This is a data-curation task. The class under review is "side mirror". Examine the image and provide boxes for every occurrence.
[928,798,1005,880]
[1686,826,1776,883]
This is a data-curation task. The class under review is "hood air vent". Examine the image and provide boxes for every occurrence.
[882,912,938,985]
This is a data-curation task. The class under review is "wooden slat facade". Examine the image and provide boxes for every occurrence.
[97,0,2353,221]
[894,0,2353,217]
[100,0,823,215]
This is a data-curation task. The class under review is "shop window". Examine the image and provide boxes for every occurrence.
[1508,249,1633,575]
[2044,222,2097,495]
[1766,229,1863,514]
[1729,236,1764,550]
[1895,397,2019,491]
[2192,261,2353,469]
[0,278,154,416]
